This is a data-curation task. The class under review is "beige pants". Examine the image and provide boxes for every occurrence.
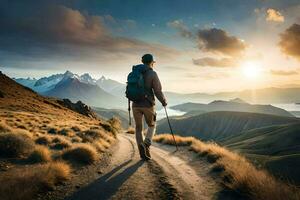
[132,106,156,146]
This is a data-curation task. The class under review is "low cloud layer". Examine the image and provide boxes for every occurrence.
[266,8,284,22]
[197,28,246,56]
[270,70,298,76]
[279,23,300,61]
[192,57,237,67]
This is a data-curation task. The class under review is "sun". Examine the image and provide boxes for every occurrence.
[241,61,262,79]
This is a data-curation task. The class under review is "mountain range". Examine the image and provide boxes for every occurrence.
[14,71,125,108]
[14,71,300,109]
[171,98,294,117]
[164,86,300,104]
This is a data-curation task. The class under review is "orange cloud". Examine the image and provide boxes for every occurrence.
[266,8,284,22]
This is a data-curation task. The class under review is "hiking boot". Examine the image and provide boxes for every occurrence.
[138,144,147,160]
[143,142,151,159]
[139,142,151,160]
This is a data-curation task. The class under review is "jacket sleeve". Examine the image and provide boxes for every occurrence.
[152,72,167,106]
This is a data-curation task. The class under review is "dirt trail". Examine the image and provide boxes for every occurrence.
[65,133,225,200]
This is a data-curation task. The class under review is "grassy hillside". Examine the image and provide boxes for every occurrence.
[153,134,300,200]
[221,123,300,185]
[157,111,299,141]
[0,72,120,200]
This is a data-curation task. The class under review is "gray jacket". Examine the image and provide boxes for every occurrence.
[132,64,167,108]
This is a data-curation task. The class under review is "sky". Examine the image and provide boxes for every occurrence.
[0,0,300,93]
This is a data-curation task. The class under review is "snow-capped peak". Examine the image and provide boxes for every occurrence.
[98,75,106,82]
[80,73,96,85]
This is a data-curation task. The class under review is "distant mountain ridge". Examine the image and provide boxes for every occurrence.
[0,71,96,118]
[157,111,300,141]
[13,71,300,108]
[14,70,125,95]
[165,87,300,104]
[45,76,120,108]
[14,70,126,108]
[92,107,129,128]
[171,99,294,117]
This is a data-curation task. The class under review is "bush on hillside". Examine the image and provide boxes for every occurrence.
[0,161,70,200]
[51,136,71,150]
[28,146,51,163]
[61,144,98,164]
[35,136,52,145]
[126,127,135,134]
[0,132,35,158]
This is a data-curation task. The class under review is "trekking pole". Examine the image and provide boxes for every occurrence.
[128,99,132,126]
[164,106,179,151]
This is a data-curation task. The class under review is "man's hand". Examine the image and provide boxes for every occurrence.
[162,101,167,107]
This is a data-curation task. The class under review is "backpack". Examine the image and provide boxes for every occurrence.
[125,65,151,102]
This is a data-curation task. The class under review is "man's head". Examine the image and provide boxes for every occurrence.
[142,54,155,67]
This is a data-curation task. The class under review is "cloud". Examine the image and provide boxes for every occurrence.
[197,28,246,56]
[192,28,246,67]
[192,57,237,67]
[266,8,285,23]
[0,5,179,64]
[279,23,300,61]
[103,15,137,32]
[167,20,194,39]
[270,70,298,76]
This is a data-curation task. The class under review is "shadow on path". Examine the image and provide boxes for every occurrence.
[65,159,144,200]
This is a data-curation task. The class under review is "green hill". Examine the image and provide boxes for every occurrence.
[221,123,300,185]
[157,111,300,141]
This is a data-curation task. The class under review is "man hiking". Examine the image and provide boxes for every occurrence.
[126,54,167,160]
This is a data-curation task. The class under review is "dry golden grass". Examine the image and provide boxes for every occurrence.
[107,117,121,137]
[79,129,115,144]
[51,136,72,150]
[62,143,98,164]
[153,134,300,200]
[0,161,70,200]
[0,121,12,132]
[35,135,52,145]
[28,145,51,163]
[71,125,82,132]
[93,139,111,152]
[71,136,83,143]
[0,80,117,198]
[0,132,35,158]
[126,127,135,134]
[154,134,194,146]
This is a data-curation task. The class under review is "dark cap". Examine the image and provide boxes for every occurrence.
[142,54,155,64]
